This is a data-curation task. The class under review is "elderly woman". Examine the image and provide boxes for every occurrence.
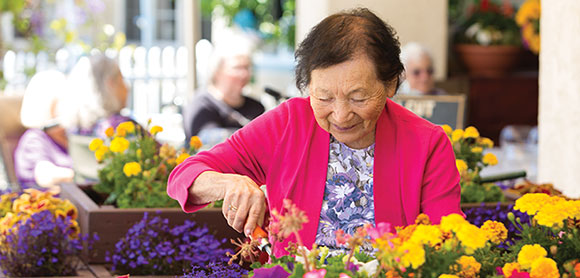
[14,70,74,191]
[398,42,446,95]
[168,8,461,256]
[182,35,265,147]
[58,54,130,136]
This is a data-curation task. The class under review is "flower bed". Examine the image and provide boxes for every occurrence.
[60,183,242,264]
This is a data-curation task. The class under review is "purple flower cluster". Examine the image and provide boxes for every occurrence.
[182,261,248,278]
[464,202,530,247]
[0,210,95,276]
[107,212,232,276]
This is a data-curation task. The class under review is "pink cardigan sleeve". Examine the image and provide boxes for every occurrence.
[167,101,290,212]
[420,126,463,223]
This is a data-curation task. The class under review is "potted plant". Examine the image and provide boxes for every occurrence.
[454,0,523,76]
[440,125,507,205]
[0,189,96,277]
[515,0,540,55]
[60,121,241,263]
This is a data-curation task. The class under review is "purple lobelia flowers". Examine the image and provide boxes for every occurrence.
[0,210,96,276]
[107,212,234,276]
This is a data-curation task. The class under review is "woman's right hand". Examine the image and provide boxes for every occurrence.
[190,171,266,236]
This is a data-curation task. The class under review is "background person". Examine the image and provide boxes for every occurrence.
[14,70,74,191]
[58,54,131,137]
[182,34,265,147]
[168,8,461,256]
[398,42,446,95]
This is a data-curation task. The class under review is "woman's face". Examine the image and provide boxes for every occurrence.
[405,54,435,94]
[309,54,395,149]
[215,55,252,96]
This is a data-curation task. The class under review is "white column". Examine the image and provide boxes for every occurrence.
[182,0,201,98]
[538,1,580,198]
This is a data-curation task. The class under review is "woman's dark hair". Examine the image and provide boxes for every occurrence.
[295,8,404,92]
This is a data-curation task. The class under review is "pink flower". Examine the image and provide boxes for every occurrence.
[510,270,531,278]
[366,222,392,240]
[304,269,326,278]
[339,273,352,278]
[335,229,349,245]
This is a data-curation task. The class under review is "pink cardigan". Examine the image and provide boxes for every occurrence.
[167,97,461,257]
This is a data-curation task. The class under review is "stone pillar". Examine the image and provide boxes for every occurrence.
[538,1,580,198]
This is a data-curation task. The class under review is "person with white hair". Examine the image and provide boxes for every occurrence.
[13,70,74,191]
[182,34,265,147]
[58,53,131,137]
[398,42,446,95]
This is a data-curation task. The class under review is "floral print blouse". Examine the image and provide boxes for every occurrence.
[315,136,376,253]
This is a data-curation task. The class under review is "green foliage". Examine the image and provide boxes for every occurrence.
[92,122,198,208]
[455,0,521,46]
[201,0,295,49]
[461,182,506,203]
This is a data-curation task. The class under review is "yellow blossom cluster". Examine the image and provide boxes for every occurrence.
[374,213,488,276]
[480,220,508,244]
[442,125,498,174]
[515,193,580,228]
[516,0,541,54]
[500,244,559,278]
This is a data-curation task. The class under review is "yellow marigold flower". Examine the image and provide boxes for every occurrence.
[150,125,163,135]
[471,147,483,153]
[397,224,417,242]
[105,127,115,138]
[514,193,552,215]
[482,153,498,166]
[409,224,442,247]
[518,244,547,269]
[456,224,488,253]
[478,137,494,148]
[110,137,130,153]
[481,220,508,244]
[456,159,468,173]
[503,262,521,278]
[89,138,104,151]
[122,162,142,177]
[117,121,135,134]
[463,126,480,139]
[159,144,176,160]
[415,213,431,225]
[115,125,127,137]
[438,275,459,278]
[441,124,453,135]
[440,213,468,233]
[176,153,190,165]
[455,256,481,278]
[535,200,569,228]
[451,129,464,142]
[530,257,559,278]
[190,136,203,150]
[95,145,108,162]
[398,241,425,269]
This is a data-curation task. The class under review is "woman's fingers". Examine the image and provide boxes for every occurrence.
[244,199,266,236]
[221,175,266,234]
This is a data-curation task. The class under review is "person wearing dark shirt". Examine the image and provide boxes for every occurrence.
[183,37,265,147]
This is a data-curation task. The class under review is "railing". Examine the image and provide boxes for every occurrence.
[1,45,189,119]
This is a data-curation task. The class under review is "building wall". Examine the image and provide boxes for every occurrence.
[296,0,448,80]
[538,1,580,198]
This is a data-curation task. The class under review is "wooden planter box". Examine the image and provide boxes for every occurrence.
[60,183,243,264]
[0,263,95,278]
[88,265,173,278]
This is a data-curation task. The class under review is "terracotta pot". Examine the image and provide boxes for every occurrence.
[455,44,523,77]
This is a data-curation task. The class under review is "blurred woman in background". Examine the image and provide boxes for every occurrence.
[398,42,446,96]
[14,70,74,191]
[58,54,131,137]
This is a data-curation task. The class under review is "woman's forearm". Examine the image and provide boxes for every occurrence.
[188,171,228,205]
